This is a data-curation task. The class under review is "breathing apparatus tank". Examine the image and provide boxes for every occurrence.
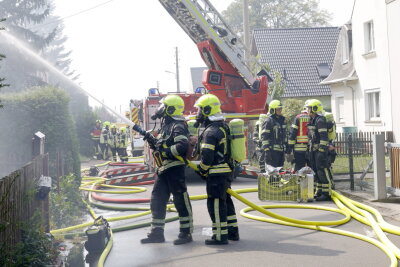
[229,119,246,162]
[187,120,198,137]
[323,111,336,142]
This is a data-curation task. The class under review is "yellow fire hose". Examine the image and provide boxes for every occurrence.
[51,158,400,267]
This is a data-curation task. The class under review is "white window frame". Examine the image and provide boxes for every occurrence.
[335,93,345,123]
[341,33,349,64]
[365,89,381,121]
[364,20,375,53]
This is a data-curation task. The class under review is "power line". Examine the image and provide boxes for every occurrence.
[29,0,119,30]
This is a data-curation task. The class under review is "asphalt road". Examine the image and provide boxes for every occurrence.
[87,175,400,267]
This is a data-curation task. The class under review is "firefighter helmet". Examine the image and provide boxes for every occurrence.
[120,127,126,133]
[103,121,111,127]
[96,119,101,124]
[194,94,221,116]
[268,100,283,114]
[110,124,117,130]
[160,95,185,116]
[306,99,323,113]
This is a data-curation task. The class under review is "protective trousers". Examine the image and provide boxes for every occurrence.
[93,140,100,155]
[117,148,128,162]
[310,151,334,196]
[257,149,266,172]
[266,150,284,168]
[293,151,308,171]
[99,143,108,160]
[150,166,193,234]
[110,147,118,162]
[206,174,237,242]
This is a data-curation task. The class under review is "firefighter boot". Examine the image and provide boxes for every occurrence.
[173,232,193,245]
[205,235,228,245]
[315,193,331,202]
[140,228,165,244]
[228,227,240,241]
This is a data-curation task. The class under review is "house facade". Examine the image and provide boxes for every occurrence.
[323,0,400,141]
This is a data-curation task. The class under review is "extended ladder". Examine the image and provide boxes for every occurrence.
[159,0,259,86]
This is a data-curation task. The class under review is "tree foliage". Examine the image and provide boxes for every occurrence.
[0,86,80,178]
[222,0,332,34]
[282,98,305,127]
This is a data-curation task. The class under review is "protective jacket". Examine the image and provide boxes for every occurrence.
[156,116,189,174]
[261,114,287,152]
[107,131,120,149]
[198,120,232,176]
[100,127,109,144]
[91,125,102,141]
[308,115,329,152]
[288,112,309,153]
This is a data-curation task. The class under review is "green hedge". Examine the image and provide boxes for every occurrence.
[0,86,80,178]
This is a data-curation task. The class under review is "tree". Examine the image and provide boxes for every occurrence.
[222,0,332,34]
[281,98,305,128]
[0,18,8,108]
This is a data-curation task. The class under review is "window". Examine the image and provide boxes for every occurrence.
[365,90,381,121]
[316,63,331,79]
[341,33,349,64]
[364,21,375,53]
[336,96,345,123]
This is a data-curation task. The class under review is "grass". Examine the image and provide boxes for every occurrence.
[332,155,390,174]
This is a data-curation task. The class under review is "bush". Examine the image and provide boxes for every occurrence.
[50,174,86,230]
[0,86,80,178]
[282,98,305,127]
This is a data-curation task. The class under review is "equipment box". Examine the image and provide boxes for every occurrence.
[258,173,314,202]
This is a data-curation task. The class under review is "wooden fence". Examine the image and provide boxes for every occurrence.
[388,143,400,189]
[0,154,49,247]
[335,131,394,155]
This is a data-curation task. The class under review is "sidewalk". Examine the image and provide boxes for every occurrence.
[335,174,400,223]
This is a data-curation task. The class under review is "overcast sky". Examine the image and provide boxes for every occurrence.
[54,0,354,113]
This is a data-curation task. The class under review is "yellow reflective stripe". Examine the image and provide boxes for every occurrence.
[158,161,185,172]
[179,216,190,221]
[227,215,237,220]
[214,199,221,240]
[201,143,215,150]
[183,192,193,233]
[261,129,270,133]
[227,222,238,227]
[264,148,270,151]
[180,223,191,228]
[318,128,327,132]
[200,162,210,170]
[288,140,295,145]
[294,147,307,152]
[171,145,179,157]
[174,135,188,142]
[320,140,328,145]
[291,124,298,129]
[262,141,270,145]
[152,219,165,224]
[209,168,231,174]
[219,138,226,145]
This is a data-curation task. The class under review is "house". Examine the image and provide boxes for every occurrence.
[322,0,400,141]
[251,27,341,110]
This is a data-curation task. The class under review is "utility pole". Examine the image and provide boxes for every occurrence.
[243,0,250,60]
[175,47,181,93]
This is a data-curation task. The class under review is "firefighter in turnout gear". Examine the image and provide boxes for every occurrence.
[287,103,310,171]
[107,124,120,162]
[261,100,287,168]
[141,95,193,245]
[91,120,102,159]
[99,121,110,160]
[194,94,239,245]
[253,114,268,172]
[118,127,129,162]
[306,99,334,201]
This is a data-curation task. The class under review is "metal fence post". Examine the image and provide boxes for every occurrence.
[373,134,386,200]
[348,134,354,191]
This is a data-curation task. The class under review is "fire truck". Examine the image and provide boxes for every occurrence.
[135,0,272,177]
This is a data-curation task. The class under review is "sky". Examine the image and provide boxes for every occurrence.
[54,0,354,113]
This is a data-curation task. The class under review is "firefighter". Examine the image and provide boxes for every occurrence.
[286,102,310,171]
[99,121,110,160]
[90,120,102,159]
[141,95,193,245]
[261,100,287,168]
[107,124,119,162]
[118,127,129,162]
[306,99,334,201]
[253,114,268,172]
[194,94,239,245]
